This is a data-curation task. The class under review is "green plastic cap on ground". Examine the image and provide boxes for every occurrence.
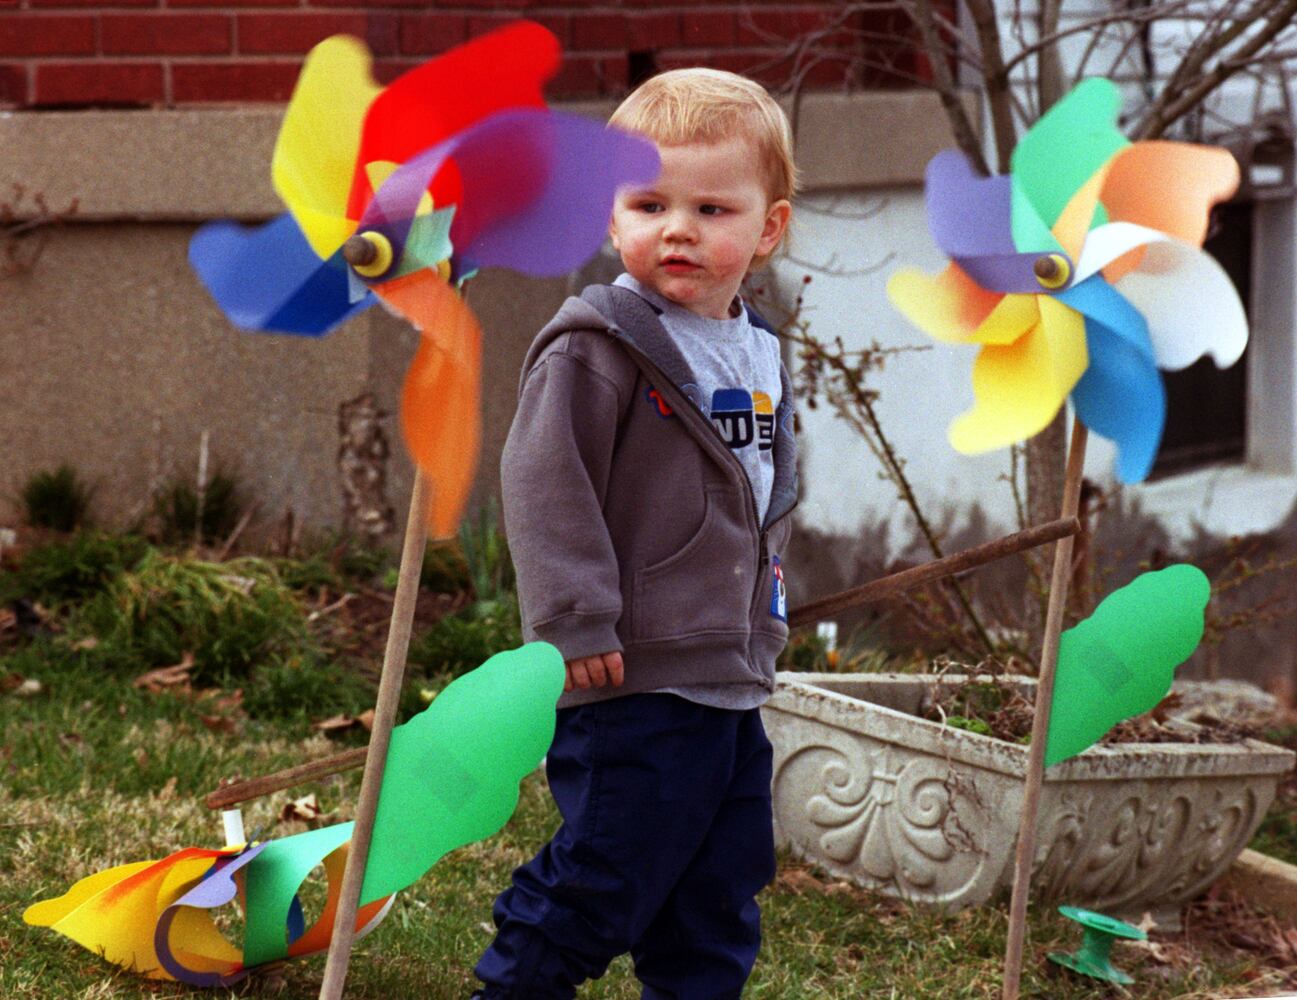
[1044,564,1210,767]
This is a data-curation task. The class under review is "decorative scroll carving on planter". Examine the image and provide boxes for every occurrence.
[1036,783,1260,912]
[773,732,990,904]
[763,674,1294,921]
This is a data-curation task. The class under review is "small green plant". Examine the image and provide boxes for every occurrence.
[242,652,374,721]
[778,630,830,671]
[421,540,472,595]
[154,469,242,545]
[408,593,523,680]
[75,551,313,686]
[0,532,149,609]
[458,498,515,605]
[20,464,93,531]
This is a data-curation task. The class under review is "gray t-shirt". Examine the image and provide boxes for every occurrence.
[614,273,781,710]
[614,274,782,522]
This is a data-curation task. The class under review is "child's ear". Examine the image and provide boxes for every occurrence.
[608,216,622,252]
[757,199,792,256]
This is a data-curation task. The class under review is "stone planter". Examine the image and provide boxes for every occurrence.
[763,672,1296,924]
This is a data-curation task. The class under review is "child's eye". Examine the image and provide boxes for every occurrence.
[637,201,663,214]
[699,204,725,216]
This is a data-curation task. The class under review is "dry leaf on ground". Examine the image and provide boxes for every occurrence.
[132,653,196,693]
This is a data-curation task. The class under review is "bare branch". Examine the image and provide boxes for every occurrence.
[911,0,990,174]
[1135,0,1297,138]
[963,0,1019,171]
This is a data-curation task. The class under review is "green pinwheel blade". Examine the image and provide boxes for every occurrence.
[390,205,456,280]
[1045,564,1210,767]
[1011,78,1129,242]
[360,641,565,902]
[244,822,355,966]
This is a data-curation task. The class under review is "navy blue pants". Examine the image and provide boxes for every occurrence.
[474,693,775,999]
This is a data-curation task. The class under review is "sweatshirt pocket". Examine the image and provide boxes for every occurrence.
[630,486,752,642]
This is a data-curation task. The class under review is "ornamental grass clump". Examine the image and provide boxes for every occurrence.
[20,464,94,531]
[0,532,149,609]
[75,551,315,686]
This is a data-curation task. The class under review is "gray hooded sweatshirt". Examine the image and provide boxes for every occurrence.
[500,284,798,709]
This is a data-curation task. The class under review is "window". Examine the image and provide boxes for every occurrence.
[1149,199,1252,478]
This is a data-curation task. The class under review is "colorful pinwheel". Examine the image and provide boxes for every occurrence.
[24,644,565,987]
[887,78,1248,482]
[189,21,659,533]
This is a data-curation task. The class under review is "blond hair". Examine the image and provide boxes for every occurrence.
[609,68,798,205]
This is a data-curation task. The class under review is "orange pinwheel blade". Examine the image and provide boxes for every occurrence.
[1099,141,1239,281]
[376,271,482,538]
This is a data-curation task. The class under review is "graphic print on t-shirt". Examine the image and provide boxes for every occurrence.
[710,388,755,449]
[753,392,775,452]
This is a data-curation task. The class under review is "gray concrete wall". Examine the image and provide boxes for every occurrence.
[0,91,965,540]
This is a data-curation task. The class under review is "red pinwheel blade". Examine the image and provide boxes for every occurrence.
[346,21,561,220]
[376,271,482,538]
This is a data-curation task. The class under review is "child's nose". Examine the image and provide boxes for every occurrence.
[662,209,697,242]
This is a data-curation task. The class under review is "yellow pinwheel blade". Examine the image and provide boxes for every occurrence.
[273,35,381,259]
[949,296,1087,454]
[972,292,1040,346]
[35,850,224,980]
[23,859,156,927]
[887,263,1004,344]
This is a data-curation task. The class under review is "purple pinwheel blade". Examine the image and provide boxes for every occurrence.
[153,843,267,988]
[451,110,659,275]
[189,214,373,336]
[360,108,659,278]
[1060,277,1165,483]
[925,150,1059,294]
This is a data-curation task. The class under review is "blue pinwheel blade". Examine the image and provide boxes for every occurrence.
[1058,276,1165,482]
[189,213,373,336]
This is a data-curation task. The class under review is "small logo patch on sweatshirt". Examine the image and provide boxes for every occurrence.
[770,555,787,622]
[645,385,674,418]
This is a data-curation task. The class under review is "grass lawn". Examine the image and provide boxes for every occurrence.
[4,651,1296,1000]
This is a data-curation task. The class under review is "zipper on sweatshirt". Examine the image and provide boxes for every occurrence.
[609,329,798,636]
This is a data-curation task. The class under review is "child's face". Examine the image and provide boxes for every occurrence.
[609,136,791,320]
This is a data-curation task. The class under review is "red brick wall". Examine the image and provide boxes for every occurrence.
[0,1,924,108]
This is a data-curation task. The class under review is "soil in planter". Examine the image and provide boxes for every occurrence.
[918,663,1268,748]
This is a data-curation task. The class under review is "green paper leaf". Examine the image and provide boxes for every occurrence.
[361,640,565,902]
[1011,78,1129,236]
[1045,564,1209,767]
[240,641,564,964]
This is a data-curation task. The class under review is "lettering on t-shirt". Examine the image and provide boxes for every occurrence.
[710,388,757,449]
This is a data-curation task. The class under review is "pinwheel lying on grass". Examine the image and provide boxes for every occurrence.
[189,21,658,534]
[887,78,1247,483]
[24,645,565,987]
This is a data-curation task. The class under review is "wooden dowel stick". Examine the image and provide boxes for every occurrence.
[318,473,432,1000]
[205,747,368,810]
[787,516,1080,629]
[1001,420,1089,1000]
[204,516,1082,812]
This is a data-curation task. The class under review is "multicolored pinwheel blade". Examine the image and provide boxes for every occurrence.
[188,22,659,535]
[888,78,1248,483]
[24,643,566,987]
